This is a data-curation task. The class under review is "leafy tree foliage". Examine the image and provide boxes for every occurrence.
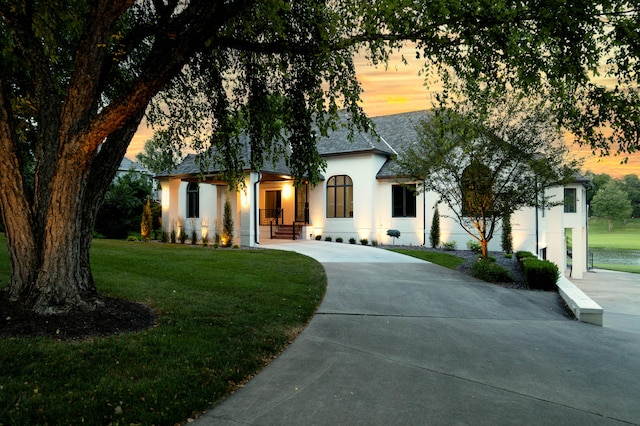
[135,130,184,175]
[395,96,579,258]
[0,0,638,313]
[621,174,640,217]
[501,214,513,254]
[586,173,613,212]
[591,181,633,231]
[95,171,152,239]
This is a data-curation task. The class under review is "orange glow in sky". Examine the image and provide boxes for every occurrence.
[126,47,640,179]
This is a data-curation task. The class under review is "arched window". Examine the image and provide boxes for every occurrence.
[187,182,199,218]
[326,175,353,218]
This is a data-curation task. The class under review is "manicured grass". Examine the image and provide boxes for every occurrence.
[588,217,640,249]
[592,263,640,274]
[0,237,326,424]
[388,249,465,269]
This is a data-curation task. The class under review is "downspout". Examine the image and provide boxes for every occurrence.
[254,172,262,245]
[423,183,427,246]
[535,179,539,257]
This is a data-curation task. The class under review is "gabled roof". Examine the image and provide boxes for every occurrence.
[158,110,429,180]
[156,134,293,178]
[118,156,151,175]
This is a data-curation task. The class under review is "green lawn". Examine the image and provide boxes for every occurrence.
[388,249,465,269]
[0,237,326,424]
[588,217,640,250]
[588,217,640,273]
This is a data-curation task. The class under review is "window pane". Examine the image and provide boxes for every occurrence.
[564,188,576,213]
[326,175,353,218]
[327,186,335,217]
[336,186,345,218]
[406,187,416,217]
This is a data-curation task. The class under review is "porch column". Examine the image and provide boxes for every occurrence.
[240,172,260,247]
[160,178,181,235]
[571,226,587,279]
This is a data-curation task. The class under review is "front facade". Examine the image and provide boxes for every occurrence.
[156,111,589,279]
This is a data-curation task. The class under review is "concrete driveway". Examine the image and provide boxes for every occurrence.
[194,241,640,425]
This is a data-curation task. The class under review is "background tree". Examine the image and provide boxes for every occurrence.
[591,181,633,231]
[1,1,639,314]
[95,170,152,239]
[586,172,613,214]
[621,174,640,217]
[429,204,441,249]
[135,130,184,175]
[396,96,580,258]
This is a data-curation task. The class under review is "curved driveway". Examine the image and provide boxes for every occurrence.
[195,241,640,425]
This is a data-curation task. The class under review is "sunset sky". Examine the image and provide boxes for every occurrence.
[127,47,640,179]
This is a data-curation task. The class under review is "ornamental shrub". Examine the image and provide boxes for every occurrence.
[429,205,440,248]
[325,236,332,242]
[470,259,514,283]
[360,238,368,245]
[441,241,457,251]
[501,214,513,253]
[522,258,559,291]
[515,251,535,262]
[349,237,356,244]
[336,237,343,243]
[467,240,482,254]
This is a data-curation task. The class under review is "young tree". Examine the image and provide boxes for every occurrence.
[396,97,580,258]
[140,197,153,241]
[222,199,234,248]
[501,214,513,254]
[0,1,638,314]
[591,181,633,231]
[429,205,441,249]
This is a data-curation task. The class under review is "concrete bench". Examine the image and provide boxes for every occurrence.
[556,276,603,326]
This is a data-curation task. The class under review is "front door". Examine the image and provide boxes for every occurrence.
[295,184,309,223]
[265,190,282,223]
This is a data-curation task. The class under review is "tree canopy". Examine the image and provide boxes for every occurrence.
[591,180,633,231]
[0,0,638,313]
[395,96,580,257]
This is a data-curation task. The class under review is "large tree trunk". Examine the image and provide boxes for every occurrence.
[1,71,144,313]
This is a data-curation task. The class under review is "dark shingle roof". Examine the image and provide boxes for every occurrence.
[159,110,429,179]
[156,134,292,178]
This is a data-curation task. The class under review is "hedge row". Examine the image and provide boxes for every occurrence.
[516,251,560,291]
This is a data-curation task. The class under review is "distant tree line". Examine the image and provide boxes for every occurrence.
[587,172,638,231]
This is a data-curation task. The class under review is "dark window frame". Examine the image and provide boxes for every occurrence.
[564,188,577,213]
[326,175,353,218]
[187,182,199,218]
[392,185,417,217]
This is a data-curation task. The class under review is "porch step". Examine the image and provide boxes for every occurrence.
[271,225,302,240]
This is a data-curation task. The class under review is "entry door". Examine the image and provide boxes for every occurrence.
[265,190,282,220]
[295,184,309,223]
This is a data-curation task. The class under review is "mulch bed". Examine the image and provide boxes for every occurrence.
[0,292,157,340]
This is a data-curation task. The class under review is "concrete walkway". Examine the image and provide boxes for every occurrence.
[571,269,640,335]
[194,241,640,425]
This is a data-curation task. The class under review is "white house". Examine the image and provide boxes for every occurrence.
[156,111,589,279]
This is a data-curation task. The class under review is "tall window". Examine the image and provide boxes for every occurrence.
[392,185,416,217]
[326,175,353,218]
[564,188,577,213]
[187,182,199,218]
